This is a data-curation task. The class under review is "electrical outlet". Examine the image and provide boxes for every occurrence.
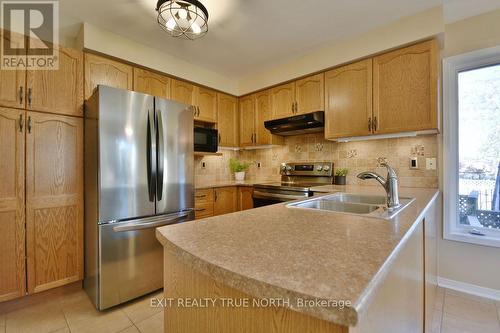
[410,157,418,169]
[201,161,206,169]
[426,158,436,170]
[257,162,261,168]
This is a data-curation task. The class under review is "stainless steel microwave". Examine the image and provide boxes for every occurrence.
[194,127,218,152]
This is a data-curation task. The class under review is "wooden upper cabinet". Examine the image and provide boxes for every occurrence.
[0,107,26,302]
[213,187,237,216]
[170,79,196,106]
[27,46,83,116]
[254,90,283,146]
[25,111,83,293]
[271,82,295,119]
[295,73,324,115]
[325,59,373,139]
[197,87,217,123]
[373,40,438,134]
[84,53,133,100]
[0,30,26,109]
[133,68,170,99]
[239,95,255,147]
[217,93,238,147]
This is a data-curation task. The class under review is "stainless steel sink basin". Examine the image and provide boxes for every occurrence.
[287,192,415,219]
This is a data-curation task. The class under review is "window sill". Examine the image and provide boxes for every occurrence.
[444,229,500,248]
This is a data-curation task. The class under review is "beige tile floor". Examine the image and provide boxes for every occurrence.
[0,287,499,332]
[431,287,500,333]
[0,289,163,333]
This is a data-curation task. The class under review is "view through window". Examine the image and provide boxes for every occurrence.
[458,64,500,231]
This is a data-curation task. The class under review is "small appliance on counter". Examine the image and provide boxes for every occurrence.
[194,126,218,152]
[84,85,195,310]
[253,161,334,207]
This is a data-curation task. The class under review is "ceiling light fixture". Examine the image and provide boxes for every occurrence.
[156,0,209,40]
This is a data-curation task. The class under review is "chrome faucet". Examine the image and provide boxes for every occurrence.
[357,163,400,209]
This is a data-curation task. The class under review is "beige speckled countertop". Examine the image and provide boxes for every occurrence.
[194,179,275,189]
[157,185,439,327]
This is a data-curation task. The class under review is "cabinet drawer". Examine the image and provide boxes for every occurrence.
[195,189,214,205]
[195,202,214,219]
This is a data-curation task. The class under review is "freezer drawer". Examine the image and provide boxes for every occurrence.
[92,210,193,310]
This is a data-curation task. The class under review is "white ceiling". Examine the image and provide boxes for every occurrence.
[59,0,500,79]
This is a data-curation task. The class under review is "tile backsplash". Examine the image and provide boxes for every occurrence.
[195,133,438,188]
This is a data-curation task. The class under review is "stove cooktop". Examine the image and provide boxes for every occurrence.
[254,181,331,192]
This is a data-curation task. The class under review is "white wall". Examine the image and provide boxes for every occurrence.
[238,6,444,95]
[438,9,500,292]
[82,23,239,95]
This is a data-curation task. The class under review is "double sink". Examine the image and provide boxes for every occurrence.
[287,192,415,220]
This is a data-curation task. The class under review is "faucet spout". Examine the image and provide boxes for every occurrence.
[356,163,401,209]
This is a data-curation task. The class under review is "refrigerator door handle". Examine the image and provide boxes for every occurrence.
[156,110,164,201]
[112,211,192,232]
[146,110,157,202]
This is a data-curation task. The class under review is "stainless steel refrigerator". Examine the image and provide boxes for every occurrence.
[84,85,194,310]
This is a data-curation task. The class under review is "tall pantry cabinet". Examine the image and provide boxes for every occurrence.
[0,30,84,301]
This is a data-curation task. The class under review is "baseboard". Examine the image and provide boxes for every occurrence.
[438,277,500,301]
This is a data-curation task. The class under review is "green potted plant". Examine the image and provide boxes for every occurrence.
[229,158,251,181]
[334,168,349,185]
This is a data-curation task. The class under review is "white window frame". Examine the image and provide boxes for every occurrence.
[443,45,500,248]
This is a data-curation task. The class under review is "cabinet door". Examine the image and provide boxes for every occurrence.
[373,40,438,134]
[271,82,295,119]
[194,189,214,219]
[217,93,238,147]
[325,59,373,139]
[238,187,254,211]
[25,112,83,293]
[254,90,284,146]
[133,68,170,99]
[0,30,26,109]
[295,73,324,115]
[27,46,83,116]
[84,53,133,100]
[213,187,237,216]
[197,87,217,122]
[171,79,196,106]
[239,95,255,147]
[0,107,26,302]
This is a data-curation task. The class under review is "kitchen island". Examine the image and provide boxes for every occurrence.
[156,185,440,332]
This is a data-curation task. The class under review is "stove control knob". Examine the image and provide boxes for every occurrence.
[323,165,331,171]
[281,165,287,172]
[286,165,293,171]
[316,165,323,171]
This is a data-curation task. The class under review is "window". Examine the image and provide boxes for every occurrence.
[444,46,500,247]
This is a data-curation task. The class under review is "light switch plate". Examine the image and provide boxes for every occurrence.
[426,158,436,170]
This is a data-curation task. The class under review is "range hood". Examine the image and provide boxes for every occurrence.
[264,111,324,136]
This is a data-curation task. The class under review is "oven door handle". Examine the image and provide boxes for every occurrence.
[252,190,308,201]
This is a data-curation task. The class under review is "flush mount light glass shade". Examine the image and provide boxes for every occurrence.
[156,0,209,40]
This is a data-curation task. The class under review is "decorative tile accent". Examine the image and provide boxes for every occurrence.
[195,133,439,188]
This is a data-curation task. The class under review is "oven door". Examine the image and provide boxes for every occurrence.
[252,189,310,207]
[194,127,218,152]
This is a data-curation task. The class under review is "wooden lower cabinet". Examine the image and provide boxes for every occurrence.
[25,111,84,293]
[195,188,215,219]
[238,187,254,211]
[195,186,251,219]
[0,108,26,302]
[214,187,238,216]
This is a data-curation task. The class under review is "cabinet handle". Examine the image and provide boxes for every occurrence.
[197,106,200,117]
[195,194,207,198]
[27,116,32,133]
[28,88,32,107]
[218,133,221,144]
[373,116,378,131]
[368,117,372,131]
[292,102,295,114]
[19,86,23,105]
[214,190,218,202]
[195,208,206,212]
[294,102,298,114]
[19,114,23,132]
